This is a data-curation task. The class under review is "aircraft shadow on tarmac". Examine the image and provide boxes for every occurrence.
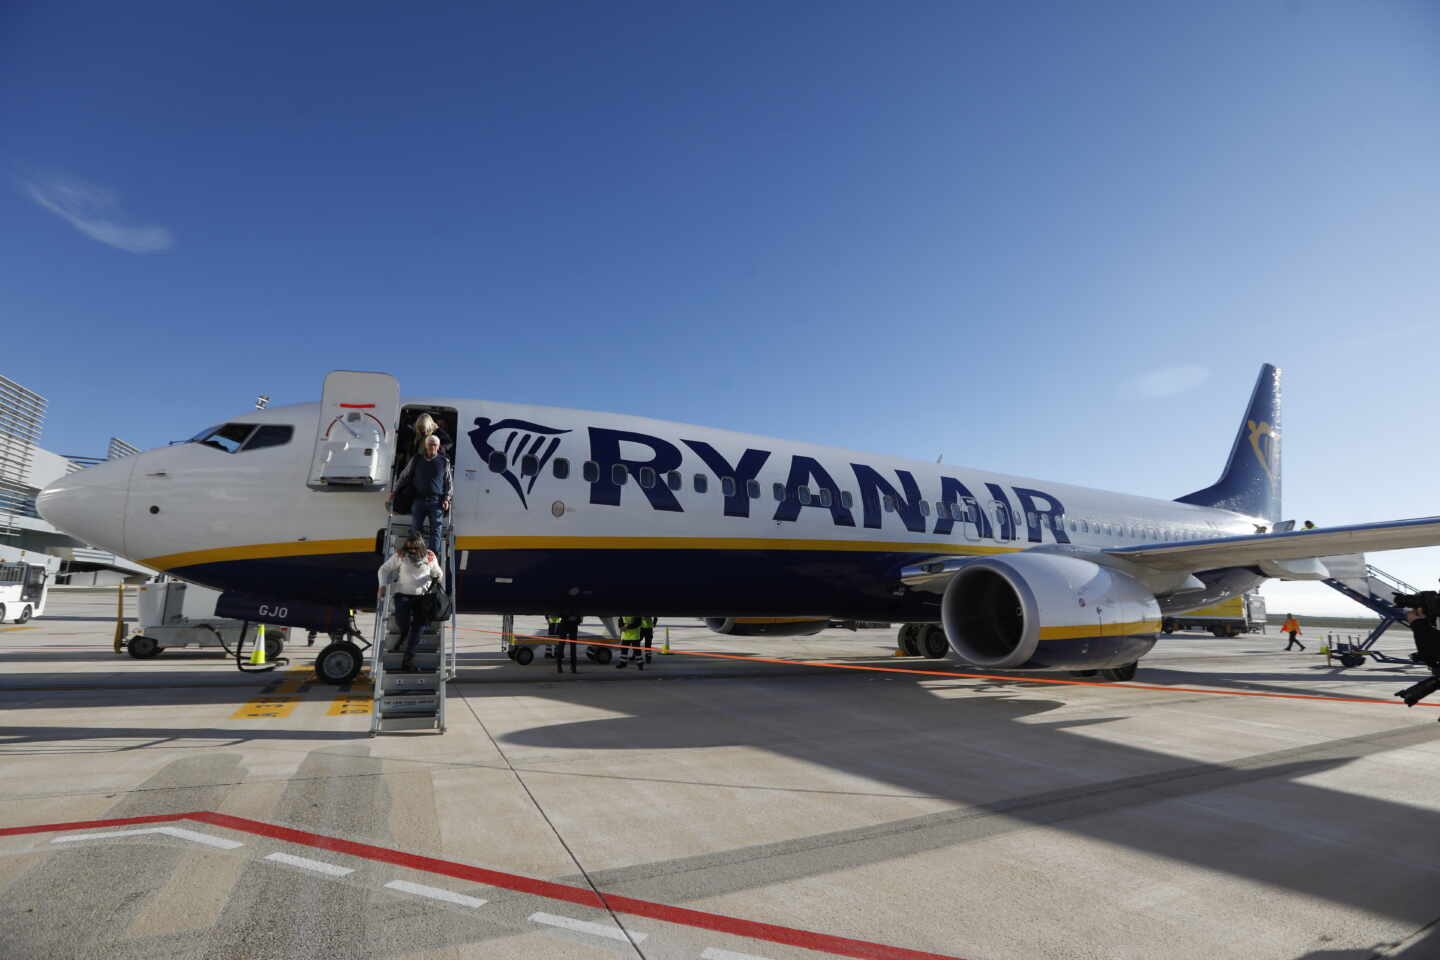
[487,670,1440,936]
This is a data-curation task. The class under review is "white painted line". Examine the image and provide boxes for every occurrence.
[384,879,488,909]
[161,827,245,850]
[528,911,647,943]
[51,827,242,850]
[263,851,354,876]
[702,948,774,960]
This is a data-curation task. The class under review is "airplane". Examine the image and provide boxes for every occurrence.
[36,365,1440,686]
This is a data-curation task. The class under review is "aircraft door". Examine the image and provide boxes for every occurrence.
[308,371,400,489]
[958,496,980,541]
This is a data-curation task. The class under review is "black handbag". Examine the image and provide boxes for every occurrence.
[392,485,415,515]
[420,577,452,622]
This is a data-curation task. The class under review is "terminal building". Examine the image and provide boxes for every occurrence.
[0,375,151,585]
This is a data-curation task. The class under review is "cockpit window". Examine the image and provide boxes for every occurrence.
[193,423,257,453]
[241,425,294,451]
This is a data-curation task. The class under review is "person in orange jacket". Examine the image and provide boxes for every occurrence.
[1282,614,1304,651]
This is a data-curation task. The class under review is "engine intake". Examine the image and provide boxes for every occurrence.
[937,554,1160,671]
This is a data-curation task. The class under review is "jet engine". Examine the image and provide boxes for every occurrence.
[933,554,1161,671]
[704,617,829,637]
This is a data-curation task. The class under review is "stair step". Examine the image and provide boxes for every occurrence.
[381,652,440,670]
[382,673,439,694]
[378,715,439,732]
[379,694,440,715]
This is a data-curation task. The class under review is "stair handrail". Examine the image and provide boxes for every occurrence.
[1366,564,1419,597]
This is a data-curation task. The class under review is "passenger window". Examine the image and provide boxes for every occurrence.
[521,455,539,477]
[553,457,570,480]
[819,488,832,507]
[1080,520,1089,533]
[488,452,507,473]
[937,502,951,520]
[667,471,682,491]
[773,482,786,502]
[241,425,294,451]
[883,495,896,512]
[639,466,656,489]
[694,474,708,494]
[1026,511,1036,528]
[582,461,599,483]
[841,491,854,510]
[722,476,737,498]
[747,479,760,499]
[919,500,930,517]
[798,487,812,505]
[612,464,628,485]
[196,423,257,453]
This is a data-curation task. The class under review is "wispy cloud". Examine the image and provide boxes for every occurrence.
[21,176,174,253]
[1131,364,1210,398]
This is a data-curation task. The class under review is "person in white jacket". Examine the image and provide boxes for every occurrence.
[376,534,444,671]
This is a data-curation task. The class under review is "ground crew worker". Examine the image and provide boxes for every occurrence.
[639,615,656,664]
[1303,520,1317,530]
[1282,614,1304,651]
[616,616,643,669]
[545,613,579,673]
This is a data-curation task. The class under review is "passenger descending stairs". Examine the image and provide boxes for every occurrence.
[370,517,457,735]
[1320,553,1416,663]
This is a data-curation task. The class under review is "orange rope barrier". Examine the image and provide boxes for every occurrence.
[457,627,1440,710]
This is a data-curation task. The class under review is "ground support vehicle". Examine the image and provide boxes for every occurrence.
[128,578,290,660]
[1162,593,1266,638]
[0,545,58,624]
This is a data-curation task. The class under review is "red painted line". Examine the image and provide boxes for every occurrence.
[178,812,960,960]
[0,812,195,838]
[464,627,1440,709]
[337,403,376,408]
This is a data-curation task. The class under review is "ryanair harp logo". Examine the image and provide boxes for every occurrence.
[1247,419,1278,480]
[469,417,571,509]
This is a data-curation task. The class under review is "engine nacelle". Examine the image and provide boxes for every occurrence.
[704,617,829,637]
[939,554,1160,670]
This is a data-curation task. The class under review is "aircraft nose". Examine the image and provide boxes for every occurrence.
[36,456,137,557]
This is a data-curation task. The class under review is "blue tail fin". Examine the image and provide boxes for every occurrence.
[1175,364,1281,522]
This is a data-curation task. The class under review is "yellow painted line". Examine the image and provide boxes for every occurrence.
[0,625,36,632]
[326,675,373,716]
[231,666,315,720]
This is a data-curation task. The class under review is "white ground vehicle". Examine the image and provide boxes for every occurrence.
[129,578,289,660]
[0,545,58,624]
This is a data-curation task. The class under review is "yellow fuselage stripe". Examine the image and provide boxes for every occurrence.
[147,536,1018,570]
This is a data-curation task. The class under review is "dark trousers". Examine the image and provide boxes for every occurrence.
[393,593,427,660]
[411,496,445,553]
[555,622,578,673]
[1285,631,1304,650]
[639,627,653,662]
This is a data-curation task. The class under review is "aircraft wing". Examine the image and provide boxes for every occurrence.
[1106,516,1440,573]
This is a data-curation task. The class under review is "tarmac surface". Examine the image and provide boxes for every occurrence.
[3,590,1440,960]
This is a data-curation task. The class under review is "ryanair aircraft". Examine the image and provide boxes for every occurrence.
[37,366,1440,682]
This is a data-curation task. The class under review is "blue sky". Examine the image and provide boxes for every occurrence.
[4,2,1438,613]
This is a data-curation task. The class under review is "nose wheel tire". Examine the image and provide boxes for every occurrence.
[315,641,363,684]
[128,635,162,659]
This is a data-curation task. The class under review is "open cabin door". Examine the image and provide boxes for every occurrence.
[308,371,400,490]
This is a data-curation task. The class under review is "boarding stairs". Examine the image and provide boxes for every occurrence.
[370,516,457,735]
[1319,554,1417,666]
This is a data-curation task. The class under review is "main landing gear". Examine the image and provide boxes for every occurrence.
[896,623,949,659]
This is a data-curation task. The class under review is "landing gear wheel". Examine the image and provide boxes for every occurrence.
[513,646,535,666]
[315,641,362,684]
[920,624,949,658]
[898,623,921,656]
[591,646,613,665]
[17,604,32,624]
[128,635,162,659]
[1339,652,1365,668]
[1097,662,1139,682]
[265,635,285,660]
